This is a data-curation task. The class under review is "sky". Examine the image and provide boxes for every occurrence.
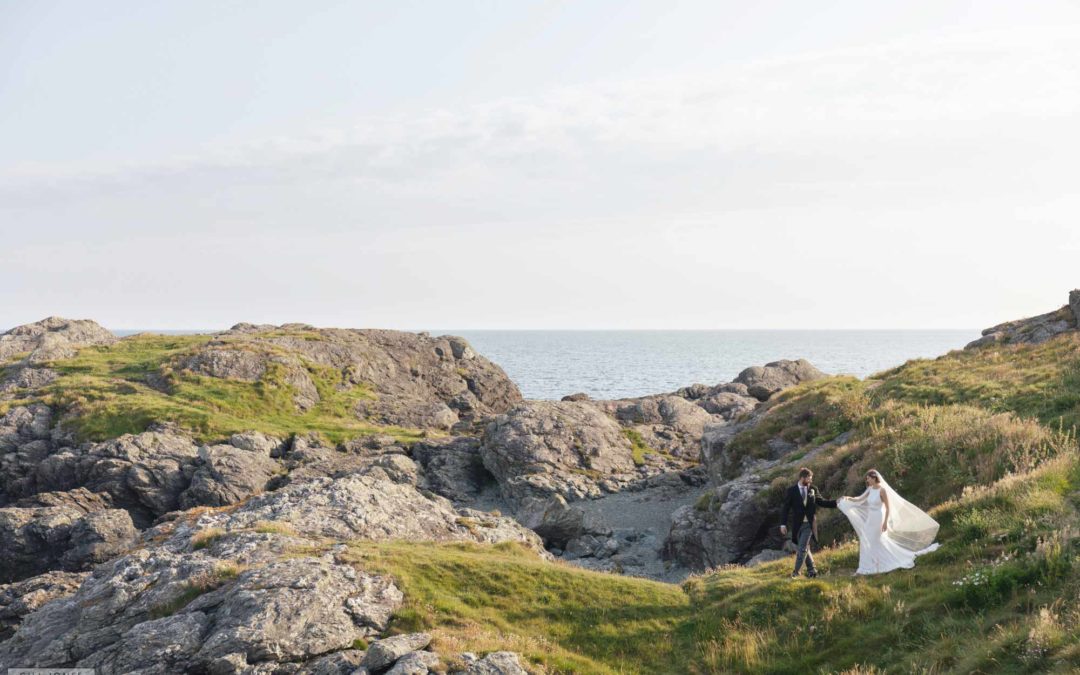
[2,1,1079,330]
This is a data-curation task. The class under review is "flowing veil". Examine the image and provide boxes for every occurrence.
[838,473,941,554]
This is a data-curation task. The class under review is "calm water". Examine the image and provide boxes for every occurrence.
[440,330,978,400]
[108,328,978,401]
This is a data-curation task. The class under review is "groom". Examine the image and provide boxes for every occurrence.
[779,467,838,578]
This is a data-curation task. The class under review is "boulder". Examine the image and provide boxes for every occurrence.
[358,454,420,486]
[454,652,528,675]
[734,359,826,401]
[385,650,440,674]
[698,392,757,420]
[0,502,137,583]
[179,443,282,508]
[0,317,116,364]
[361,632,432,671]
[480,401,636,504]
[663,474,772,570]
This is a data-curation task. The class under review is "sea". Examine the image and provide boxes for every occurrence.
[112,328,978,401]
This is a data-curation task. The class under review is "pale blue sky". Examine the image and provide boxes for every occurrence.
[2,1,1079,329]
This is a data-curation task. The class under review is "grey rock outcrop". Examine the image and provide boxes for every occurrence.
[0,500,137,583]
[192,472,545,552]
[454,651,528,675]
[179,442,282,508]
[663,474,771,569]
[0,571,87,641]
[177,324,523,430]
[967,290,1080,348]
[361,632,433,671]
[734,359,826,401]
[481,401,637,505]
[33,429,201,525]
[412,436,491,504]
[385,649,440,674]
[0,539,404,674]
[0,317,116,365]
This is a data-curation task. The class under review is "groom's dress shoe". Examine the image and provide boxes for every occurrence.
[806,570,818,578]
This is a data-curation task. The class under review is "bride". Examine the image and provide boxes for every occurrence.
[838,469,940,575]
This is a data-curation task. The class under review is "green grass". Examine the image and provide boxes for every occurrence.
[623,428,653,467]
[2,333,427,445]
[340,541,691,674]
[873,333,1080,431]
[320,451,1079,674]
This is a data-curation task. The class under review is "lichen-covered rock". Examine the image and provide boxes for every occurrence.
[0,570,87,641]
[481,401,636,504]
[0,500,137,583]
[734,359,826,401]
[663,474,772,570]
[0,541,404,674]
[179,443,282,508]
[412,436,491,504]
[34,429,200,525]
[194,473,545,552]
[361,632,432,671]
[0,317,116,364]
[358,453,420,486]
[296,649,366,674]
[454,651,528,675]
[385,649,440,674]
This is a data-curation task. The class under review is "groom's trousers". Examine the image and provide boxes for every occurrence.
[793,523,816,575]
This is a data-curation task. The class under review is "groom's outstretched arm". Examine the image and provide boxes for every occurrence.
[815,492,838,509]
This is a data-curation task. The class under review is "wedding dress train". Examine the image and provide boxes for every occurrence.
[837,474,940,575]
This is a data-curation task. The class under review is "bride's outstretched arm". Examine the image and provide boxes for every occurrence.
[845,488,870,504]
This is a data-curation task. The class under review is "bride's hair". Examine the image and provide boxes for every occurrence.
[865,469,881,484]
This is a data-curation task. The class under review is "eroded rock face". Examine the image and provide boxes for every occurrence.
[34,429,201,525]
[178,443,282,509]
[0,539,403,674]
[0,571,87,641]
[412,436,491,504]
[480,401,637,504]
[734,359,826,401]
[194,472,546,552]
[663,474,772,569]
[967,290,1080,349]
[0,317,116,365]
[0,457,547,674]
[0,501,137,583]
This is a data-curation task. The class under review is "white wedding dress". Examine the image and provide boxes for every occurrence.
[837,475,940,575]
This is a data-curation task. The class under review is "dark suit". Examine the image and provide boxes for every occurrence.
[780,483,838,575]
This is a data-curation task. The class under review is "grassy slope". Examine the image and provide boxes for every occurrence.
[329,336,1080,674]
[0,332,425,444]
[327,451,1078,674]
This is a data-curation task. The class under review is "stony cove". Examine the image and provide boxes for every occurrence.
[0,292,1078,674]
